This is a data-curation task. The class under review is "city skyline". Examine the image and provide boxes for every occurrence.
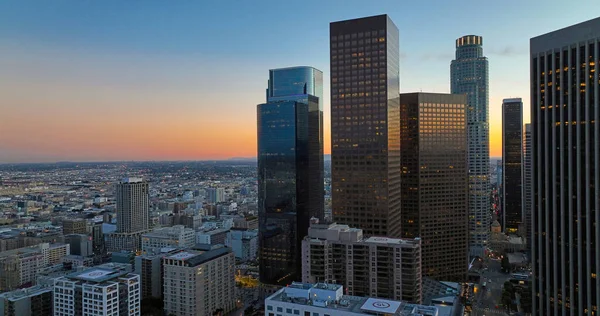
[1,1,599,163]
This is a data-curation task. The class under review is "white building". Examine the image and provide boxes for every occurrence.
[163,247,236,316]
[39,243,70,266]
[302,223,422,303]
[53,267,140,316]
[225,228,258,261]
[265,283,445,316]
[141,225,195,255]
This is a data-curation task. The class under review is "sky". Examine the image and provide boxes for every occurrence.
[0,0,598,163]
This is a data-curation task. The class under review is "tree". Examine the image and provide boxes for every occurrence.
[520,284,533,313]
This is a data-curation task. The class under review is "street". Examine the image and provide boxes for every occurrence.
[470,257,510,316]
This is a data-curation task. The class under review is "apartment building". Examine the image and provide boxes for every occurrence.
[141,225,195,255]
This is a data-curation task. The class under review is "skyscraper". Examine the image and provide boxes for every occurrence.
[106,178,150,252]
[399,92,469,281]
[330,14,401,238]
[523,123,532,251]
[501,98,523,234]
[530,17,600,315]
[257,66,324,285]
[451,35,490,257]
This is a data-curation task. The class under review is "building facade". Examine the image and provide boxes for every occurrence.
[205,188,224,204]
[301,223,422,303]
[265,283,444,316]
[141,225,195,255]
[522,123,532,250]
[226,228,258,261]
[330,14,401,238]
[53,267,141,316]
[399,93,469,281]
[0,246,46,291]
[502,98,523,234]
[0,285,52,316]
[530,17,600,315]
[39,243,70,266]
[134,248,179,299]
[162,248,236,316]
[107,178,150,252]
[62,218,87,235]
[450,35,490,257]
[257,66,324,285]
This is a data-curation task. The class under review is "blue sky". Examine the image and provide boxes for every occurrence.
[0,0,598,162]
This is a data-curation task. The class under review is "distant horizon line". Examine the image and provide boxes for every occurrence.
[0,155,504,165]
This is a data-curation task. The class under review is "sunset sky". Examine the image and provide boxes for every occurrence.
[0,0,598,163]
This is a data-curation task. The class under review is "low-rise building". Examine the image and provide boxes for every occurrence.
[265,283,446,316]
[141,225,195,255]
[0,285,52,316]
[53,267,141,316]
[196,228,228,245]
[226,228,258,261]
[302,223,422,303]
[163,247,236,316]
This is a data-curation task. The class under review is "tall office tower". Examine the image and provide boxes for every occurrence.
[399,93,469,281]
[162,248,236,316]
[116,178,149,233]
[330,14,401,238]
[106,178,150,252]
[523,123,532,251]
[257,67,324,285]
[53,267,141,316]
[301,223,422,303]
[531,18,600,315]
[502,98,523,234]
[451,35,490,257]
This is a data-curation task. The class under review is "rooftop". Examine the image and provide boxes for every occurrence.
[267,283,444,316]
[164,247,231,267]
[0,285,52,301]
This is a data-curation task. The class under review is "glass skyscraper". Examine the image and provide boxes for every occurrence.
[330,14,401,238]
[450,35,490,257]
[400,92,469,281]
[501,98,523,234]
[531,18,600,315]
[257,67,324,286]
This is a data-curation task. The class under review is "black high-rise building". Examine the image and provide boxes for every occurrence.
[257,67,324,286]
[502,98,523,234]
[531,18,600,315]
[400,92,469,281]
[330,14,401,238]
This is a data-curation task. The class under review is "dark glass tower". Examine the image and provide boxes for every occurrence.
[501,98,523,234]
[523,123,532,251]
[400,92,469,281]
[451,35,490,257]
[531,18,600,315]
[257,67,324,286]
[330,14,401,238]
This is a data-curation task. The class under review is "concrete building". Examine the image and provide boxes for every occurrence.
[502,98,523,234]
[141,225,195,255]
[0,285,52,316]
[399,93,469,281]
[530,17,600,315]
[53,267,141,316]
[205,188,225,204]
[134,248,179,299]
[330,14,402,238]
[265,283,449,316]
[64,234,93,257]
[233,216,258,230]
[522,123,532,250]
[0,246,46,291]
[196,228,228,245]
[226,228,258,261]
[451,35,490,258]
[39,242,70,265]
[162,247,236,316]
[302,223,422,303]
[62,218,87,235]
[106,178,150,252]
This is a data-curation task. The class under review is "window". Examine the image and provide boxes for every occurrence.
[267,306,273,311]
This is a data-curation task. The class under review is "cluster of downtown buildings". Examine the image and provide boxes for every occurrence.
[258,13,600,316]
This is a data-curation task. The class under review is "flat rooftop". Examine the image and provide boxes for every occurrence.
[68,267,129,283]
[165,247,231,267]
